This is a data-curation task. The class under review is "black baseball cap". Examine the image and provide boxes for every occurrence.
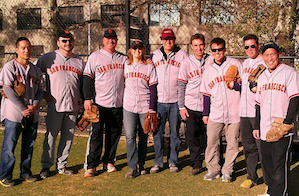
[104,29,117,39]
[57,30,74,39]
[261,41,279,54]
[131,41,144,49]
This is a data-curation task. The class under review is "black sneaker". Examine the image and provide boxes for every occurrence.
[125,168,138,178]
[57,168,73,175]
[189,167,201,176]
[0,179,15,187]
[21,175,37,182]
[40,168,50,179]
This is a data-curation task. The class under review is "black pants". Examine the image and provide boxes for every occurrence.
[86,105,123,169]
[240,117,261,184]
[185,108,207,169]
[260,136,292,196]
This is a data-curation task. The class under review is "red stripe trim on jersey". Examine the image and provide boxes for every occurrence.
[289,93,299,99]
[83,73,94,79]
[0,83,12,87]
[178,78,188,83]
[149,81,158,86]
[255,100,260,105]
[200,92,211,97]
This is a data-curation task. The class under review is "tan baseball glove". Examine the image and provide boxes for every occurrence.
[225,65,240,88]
[266,118,294,142]
[77,105,99,131]
[0,80,25,98]
[248,64,266,93]
[143,111,159,134]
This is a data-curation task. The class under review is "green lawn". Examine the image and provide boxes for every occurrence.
[0,130,298,196]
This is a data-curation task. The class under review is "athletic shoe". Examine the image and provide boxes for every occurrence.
[203,172,220,181]
[137,164,147,175]
[125,168,138,178]
[40,168,50,179]
[0,179,15,187]
[221,173,232,183]
[169,164,179,173]
[150,165,161,174]
[103,163,117,173]
[189,167,201,176]
[84,168,96,178]
[21,175,37,182]
[257,194,270,196]
[57,168,73,175]
[240,179,257,188]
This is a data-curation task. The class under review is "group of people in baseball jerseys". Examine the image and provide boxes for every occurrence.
[0,28,298,196]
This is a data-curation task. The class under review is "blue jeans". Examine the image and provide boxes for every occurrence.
[0,119,38,180]
[123,109,148,170]
[153,102,181,167]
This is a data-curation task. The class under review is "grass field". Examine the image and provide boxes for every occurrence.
[0,130,299,196]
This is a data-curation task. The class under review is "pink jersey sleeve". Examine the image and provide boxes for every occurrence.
[84,52,97,79]
[148,63,158,86]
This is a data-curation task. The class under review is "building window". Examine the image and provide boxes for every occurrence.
[0,9,3,30]
[0,46,4,58]
[31,45,44,58]
[59,6,84,26]
[101,4,125,28]
[17,8,41,30]
[149,3,180,26]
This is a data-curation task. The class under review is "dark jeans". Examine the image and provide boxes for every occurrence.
[186,108,206,169]
[0,119,38,180]
[85,105,123,169]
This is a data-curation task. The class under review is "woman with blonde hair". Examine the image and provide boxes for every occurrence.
[123,41,158,178]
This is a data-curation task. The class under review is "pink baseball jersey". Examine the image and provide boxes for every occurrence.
[240,56,266,117]
[123,61,158,114]
[0,60,45,123]
[152,48,188,103]
[178,54,212,111]
[255,64,299,140]
[36,50,85,112]
[84,49,126,108]
[200,57,242,124]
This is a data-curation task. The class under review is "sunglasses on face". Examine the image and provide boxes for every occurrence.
[211,48,224,52]
[61,39,74,43]
[244,45,256,50]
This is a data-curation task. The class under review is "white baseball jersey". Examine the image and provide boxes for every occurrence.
[240,56,266,117]
[152,48,188,103]
[0,60,45,123]
[84,49,126,108]
[36,50,85,112]
[178,54,212,111]
[200,57,242,124]
[256,64,299,140]
[123,61,158,114]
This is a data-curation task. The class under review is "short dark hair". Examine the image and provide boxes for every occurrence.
[190,33,205,44]
[243,34,259,45]
[16,37,30,47]
[210,38,225,48]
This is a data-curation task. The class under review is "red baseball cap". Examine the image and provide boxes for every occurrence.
[161,29,176,40]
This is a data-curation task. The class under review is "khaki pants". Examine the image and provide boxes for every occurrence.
[205,120,240,175]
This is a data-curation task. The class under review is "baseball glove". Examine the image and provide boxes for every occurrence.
[0,80,25,98]
[266,118,294,142]
[77,105,99,131]
[143,111,159,134]
[248,64,266,93]
[225,65,240,88]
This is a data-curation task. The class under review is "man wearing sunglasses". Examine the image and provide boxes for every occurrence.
[150,29,188,174]
[200,38,242,183]
[239,34,266,188]
[36,30,85,178]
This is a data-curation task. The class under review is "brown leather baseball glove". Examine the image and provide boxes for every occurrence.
[266,118,294,142]
[0,80,25,98]
[143,111,159,134]
[77,105,99,131]
[225,65,240,88]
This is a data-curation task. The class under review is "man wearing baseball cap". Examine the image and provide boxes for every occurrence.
[83,29,127,177]
[37,30,85,178]
[150,28,188,173]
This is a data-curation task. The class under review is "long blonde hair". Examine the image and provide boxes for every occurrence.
[127,48,147,65]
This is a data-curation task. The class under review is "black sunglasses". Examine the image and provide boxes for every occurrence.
[211,48,224,52]
[61,39,74,43]
[244,45,256,50]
